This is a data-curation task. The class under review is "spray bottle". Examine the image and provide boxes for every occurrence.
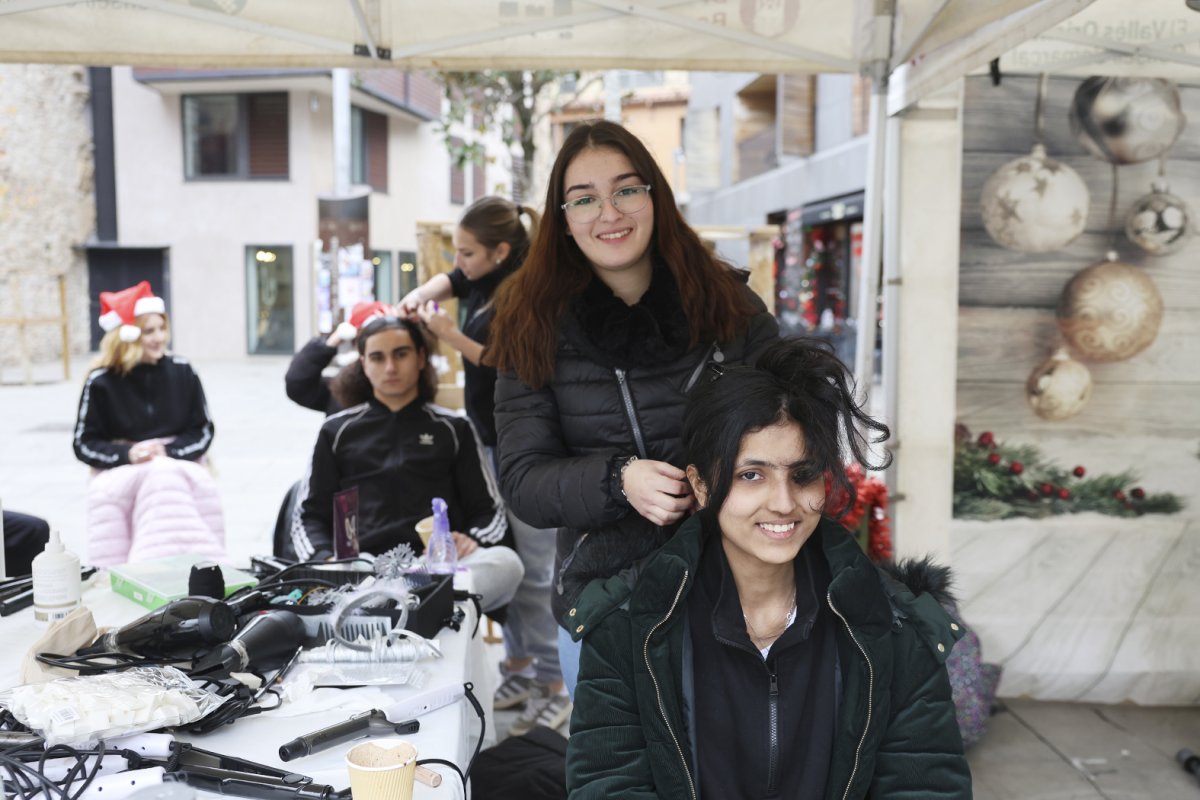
[32,530,81,625]
[424,497,457,574]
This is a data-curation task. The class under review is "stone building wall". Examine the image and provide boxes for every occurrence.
[0,65,94,372]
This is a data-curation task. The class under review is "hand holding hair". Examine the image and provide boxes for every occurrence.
[622,458,693,527]
[396,289,425,318]
[417,300,456,338]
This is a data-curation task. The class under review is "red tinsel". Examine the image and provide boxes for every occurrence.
[825,464,893,562]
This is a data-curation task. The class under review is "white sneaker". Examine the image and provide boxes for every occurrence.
[494,672,535,710]
[508,685,573,737]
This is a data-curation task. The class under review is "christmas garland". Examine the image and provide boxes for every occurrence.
[953,424,1184,520]
[827,464,893,562]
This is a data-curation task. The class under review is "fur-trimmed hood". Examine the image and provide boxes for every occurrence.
[877,558,957,608]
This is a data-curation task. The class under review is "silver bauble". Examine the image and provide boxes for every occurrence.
[1026,349,1093,421]
[1125,179,1192,256]
[1069,77,1187,165]
[980,144,1090,253]
[1056,251,1164,362]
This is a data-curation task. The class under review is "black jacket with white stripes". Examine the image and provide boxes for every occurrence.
[297,397,507,561]
[73,356,215,470]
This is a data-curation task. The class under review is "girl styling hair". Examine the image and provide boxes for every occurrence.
[486,119,759,388]
[329,316,438,409]
[459,196,540,272]
[682,337,892,517]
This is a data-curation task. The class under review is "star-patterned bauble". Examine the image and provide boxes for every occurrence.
[1026,349,1093,420]
[1069,77,1187,165]
[980,144,1089,253]
[1125,179,1191,256]
[1056,252,1164,362]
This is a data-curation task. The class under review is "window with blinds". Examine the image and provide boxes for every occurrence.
[183,92,289,180]
[450,136,466,205]
[472,161,485,201]
[351,106,389,192]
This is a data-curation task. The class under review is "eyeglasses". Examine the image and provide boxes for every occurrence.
[561,185,652,224]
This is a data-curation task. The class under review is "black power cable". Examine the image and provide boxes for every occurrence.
[412,681,486,797]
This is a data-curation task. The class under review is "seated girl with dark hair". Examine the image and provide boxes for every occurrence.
[565,338,972,799]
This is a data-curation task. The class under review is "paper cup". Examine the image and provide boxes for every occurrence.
[345,739,418,800]
[414,516,435,547]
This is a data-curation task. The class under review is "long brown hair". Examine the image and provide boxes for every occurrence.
[485,119,757,388]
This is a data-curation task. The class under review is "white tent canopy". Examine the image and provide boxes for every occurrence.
[0,1,1097,74]
[5,1,1199,108]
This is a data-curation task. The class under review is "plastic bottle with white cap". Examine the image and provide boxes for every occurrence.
[32,529,81,625]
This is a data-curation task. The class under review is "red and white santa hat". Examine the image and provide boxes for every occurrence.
[98,281,166,343]
[334,301,391,342]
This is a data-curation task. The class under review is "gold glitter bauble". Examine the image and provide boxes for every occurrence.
[1056,254,1163,362]
[1026,349,1093,420]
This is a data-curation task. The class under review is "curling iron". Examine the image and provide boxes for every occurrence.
[277,711,419,761]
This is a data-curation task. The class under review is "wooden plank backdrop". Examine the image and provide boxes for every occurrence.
[956,74,1200,440]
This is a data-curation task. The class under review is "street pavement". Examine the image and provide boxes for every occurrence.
[2,355,1199,799]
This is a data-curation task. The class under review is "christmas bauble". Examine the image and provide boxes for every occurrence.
[1069,77,1187,165]
[980,144,1089,253]
[1026,349,1092,420]
[1125,179,1191,256]
[1056,253,1164,361]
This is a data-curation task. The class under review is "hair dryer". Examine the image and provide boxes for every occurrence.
[190,609,306,678]
[78,597,236,659]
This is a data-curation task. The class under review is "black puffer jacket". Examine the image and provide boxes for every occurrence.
[494,268,779,622]
[73,356,214,469]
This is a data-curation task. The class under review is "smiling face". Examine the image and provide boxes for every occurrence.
[138,314,169,364]
[453,226,509,281]
[361,327,427,410]
[690,419,825,574]
[562,146,655,287]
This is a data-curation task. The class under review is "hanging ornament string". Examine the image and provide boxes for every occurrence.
[1107,162,1120,253]
[1034,72,1048,144]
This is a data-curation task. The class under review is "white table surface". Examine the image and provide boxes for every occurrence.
[0,570,496,799]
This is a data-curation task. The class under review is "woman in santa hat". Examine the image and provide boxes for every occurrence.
[72,281,225,566]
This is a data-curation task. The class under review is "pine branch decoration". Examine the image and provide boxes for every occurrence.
[953,424,1184,520]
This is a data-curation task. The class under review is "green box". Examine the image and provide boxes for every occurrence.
[109,555,258,610]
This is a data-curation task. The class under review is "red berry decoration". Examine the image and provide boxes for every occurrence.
[1058,488,1071,500]
[977,431,995,448]
[1009,461,1024,475]
[1113,490,1127,502]
[1073,466,1086,478]
[1040,482,1054,496]
[1131,487,1146,500]
[987,453,1002,465]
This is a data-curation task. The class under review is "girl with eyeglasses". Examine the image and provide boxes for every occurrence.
[487,119,780,697]
[565,338,972,799]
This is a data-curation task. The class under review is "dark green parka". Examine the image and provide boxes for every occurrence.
[565,515,972,800]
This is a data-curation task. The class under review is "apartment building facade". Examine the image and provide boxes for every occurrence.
[684,72,872,355]
[91,66,505,360]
